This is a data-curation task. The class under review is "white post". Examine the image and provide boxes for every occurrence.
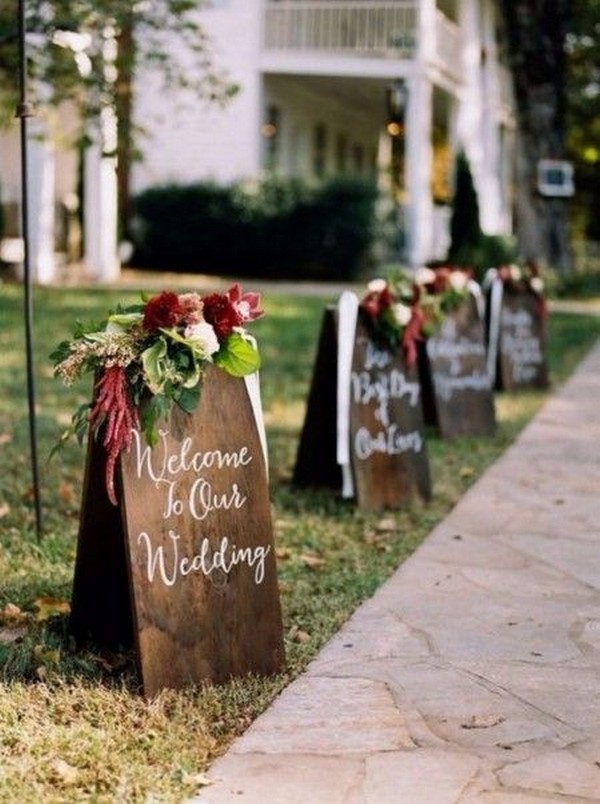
[83,111,119,283]
[405,74,434,268]
[403,0,435,268]
[26,131,56,284]
[83,26,120,283]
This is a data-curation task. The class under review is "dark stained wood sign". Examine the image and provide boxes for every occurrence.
[423,295,496,438]
[497,292,549,390]
[349,316,431,510]
[293,307,342,490]
[70,365,284,698]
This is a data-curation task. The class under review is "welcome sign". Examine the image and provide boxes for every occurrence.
[71,366,284,698]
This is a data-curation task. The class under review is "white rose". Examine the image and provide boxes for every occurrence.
[393,303,412,327]
[184,321,220,356]
[530,276,545,294]
[367,278,387,292]
[414,266,436,286]
[449,271,469,291]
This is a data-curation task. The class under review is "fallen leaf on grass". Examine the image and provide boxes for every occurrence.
[179,770,212,789]
[0,626,27,643]
[0,433,12,446]
[0,502,9,518]
[459,466,475,480]
[0,603,28,625]
[288,625,311,643]
[300,552,326,569]
[33,596,71,621]
[50,758,80,785]
[58,481,77,505]
[375,517,397,533]
[275,546,293,560]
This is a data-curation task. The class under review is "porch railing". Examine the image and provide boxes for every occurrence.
[263,1,419,60]
[434,9,461,77]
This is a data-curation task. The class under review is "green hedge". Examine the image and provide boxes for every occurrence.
[128,176,379,281]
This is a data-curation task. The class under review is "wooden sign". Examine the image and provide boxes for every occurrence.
[293,307,342,489]
[422,295,496,438]
[497,292,549,390]
[294,308,431,510]
[349,317,431,510]
[70,365,284,697]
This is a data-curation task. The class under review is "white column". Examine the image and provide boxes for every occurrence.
[84,106,119,282]
[405,74,434,267]
[26,130,56,284]
[456,0,506,235]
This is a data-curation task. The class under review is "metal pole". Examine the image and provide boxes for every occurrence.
[16,0,43,539]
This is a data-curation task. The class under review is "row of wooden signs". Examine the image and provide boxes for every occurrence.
[294,289,548,510]
[69,286,546,696]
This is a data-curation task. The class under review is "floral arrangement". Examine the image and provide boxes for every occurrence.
[52,285,263,504]
[359,267,473,366]
[494,261,545,297]
[487,261,547,319]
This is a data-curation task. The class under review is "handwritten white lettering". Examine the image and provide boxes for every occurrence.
[133,429,252,484]
[354,425,423,459]
[137,530,271,586]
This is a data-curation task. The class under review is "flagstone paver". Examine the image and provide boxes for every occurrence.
[194,341,600,802]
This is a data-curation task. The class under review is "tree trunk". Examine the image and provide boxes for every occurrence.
[501,0,572,272]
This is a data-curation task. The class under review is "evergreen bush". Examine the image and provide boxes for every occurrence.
[128,176,378,281]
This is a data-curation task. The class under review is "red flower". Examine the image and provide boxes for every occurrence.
[361,286,393,319]
[202,292,242,339]
[227,284,264,322]
[401,305,426,368]
[143,291,184,331]
[89,365,139,505]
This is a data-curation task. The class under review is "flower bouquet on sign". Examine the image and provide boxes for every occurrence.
[415,264,475,314]
[52,285,263,504]
[359,272,424,367]
[492,261,547,318]
[358,267,473,367]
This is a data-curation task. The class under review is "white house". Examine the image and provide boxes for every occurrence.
[0,0,516,282]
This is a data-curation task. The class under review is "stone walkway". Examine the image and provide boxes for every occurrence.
[194,337,600,803]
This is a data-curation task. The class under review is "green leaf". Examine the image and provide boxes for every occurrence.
[140,394,170,447]
[106,311,143,330]
[214,332,261,377]
[141,337,168,394]
[176,383,201,414]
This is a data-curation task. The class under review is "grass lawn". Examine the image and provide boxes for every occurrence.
[1,282,599,801]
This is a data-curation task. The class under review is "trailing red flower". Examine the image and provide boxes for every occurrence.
[202,292,242,339]
[88,365,140,505]
[402,305,426,368]
[143,291,184,331]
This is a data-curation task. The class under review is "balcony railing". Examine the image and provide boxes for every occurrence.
[434,9,461,76]
[264,1,419,60]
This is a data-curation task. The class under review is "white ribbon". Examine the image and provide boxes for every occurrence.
[467,279,485,321]
[336,291,359,499]
[484,270,504,384]
[244,372,269,477]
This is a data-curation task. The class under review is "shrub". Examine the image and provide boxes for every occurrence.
[128,176,379,281]
[446,151,519,281]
